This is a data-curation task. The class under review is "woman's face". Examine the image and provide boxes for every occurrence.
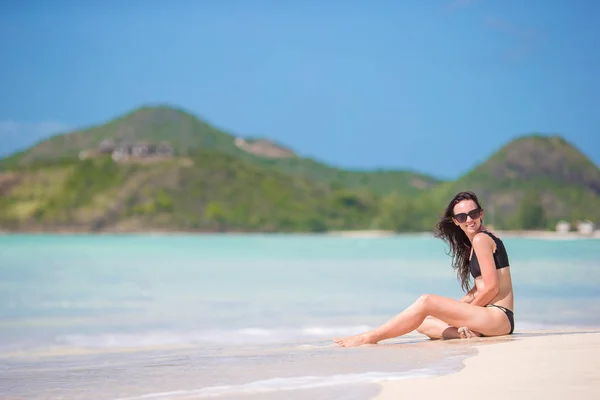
[452,199,483,235]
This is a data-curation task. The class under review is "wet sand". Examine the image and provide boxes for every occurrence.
[374,329,600,400]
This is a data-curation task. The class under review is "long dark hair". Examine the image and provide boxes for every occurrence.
[434,191,483,293]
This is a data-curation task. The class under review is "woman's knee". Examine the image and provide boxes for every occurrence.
[416,294,435,311]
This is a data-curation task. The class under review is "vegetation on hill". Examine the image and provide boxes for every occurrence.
[1,106,598,233]
[456,135,600,192]
[430,135,600,230]
[2,105,440,196]
[13,106,236,164]
[0,151,385,233]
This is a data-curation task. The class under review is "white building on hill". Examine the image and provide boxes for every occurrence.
[576,220,595,236]
[555,220,570,233]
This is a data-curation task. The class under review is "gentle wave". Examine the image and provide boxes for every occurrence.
[114,370,435,399]
[55,325,374,348]
[4,320,575,356]
[41,321,577,351]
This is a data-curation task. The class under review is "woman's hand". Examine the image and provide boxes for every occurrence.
[459,286,477,303]
[458,326,482,338]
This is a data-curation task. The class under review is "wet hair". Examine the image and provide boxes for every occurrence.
[434,191,483,292]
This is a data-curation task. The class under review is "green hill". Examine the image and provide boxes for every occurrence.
[1,105,598,233]
[429,135,600,230]
[0,151,382,232]
[12,106,236,163]
[1,105,440,195]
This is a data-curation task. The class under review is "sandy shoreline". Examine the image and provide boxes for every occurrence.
[374,329,600,400]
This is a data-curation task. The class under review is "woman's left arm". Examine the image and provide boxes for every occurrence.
[459,286,478,303]
[469,234,499,307]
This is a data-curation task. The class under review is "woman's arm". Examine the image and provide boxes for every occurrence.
[469,233,500,307]
[459,286,478,303]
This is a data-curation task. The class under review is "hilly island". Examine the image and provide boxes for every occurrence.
[1,105,599,234]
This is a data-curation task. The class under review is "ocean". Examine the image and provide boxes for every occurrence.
[1,233,599,399]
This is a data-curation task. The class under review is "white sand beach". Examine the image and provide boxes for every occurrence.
[374,330,600,400]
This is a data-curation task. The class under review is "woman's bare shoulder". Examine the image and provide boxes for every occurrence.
[473,230,497,248]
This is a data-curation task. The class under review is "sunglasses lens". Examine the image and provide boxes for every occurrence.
[455,214,467,223]
[454,209,480,223]
[469,209,480,219]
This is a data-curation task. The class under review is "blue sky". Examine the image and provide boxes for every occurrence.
[1,0,599,179]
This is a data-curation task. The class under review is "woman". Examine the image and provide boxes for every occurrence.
[334,191,514,347]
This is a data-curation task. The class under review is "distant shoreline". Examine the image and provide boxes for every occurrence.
[492,229,600,240]
[0,228,598,240]
[327,228,600,239]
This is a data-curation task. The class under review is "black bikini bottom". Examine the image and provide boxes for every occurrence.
[486,304,514,334]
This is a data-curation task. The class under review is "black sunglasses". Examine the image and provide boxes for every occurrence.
[453,208,482,223]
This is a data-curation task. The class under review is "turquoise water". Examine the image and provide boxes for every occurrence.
[1,234,599,399]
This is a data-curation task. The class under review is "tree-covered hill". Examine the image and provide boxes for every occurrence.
[1,105,598,233]
[0,151,382,233]
[428,135,600,230]
[1,105,440,196]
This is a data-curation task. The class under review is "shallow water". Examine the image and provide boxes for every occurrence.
[0,234,599,399]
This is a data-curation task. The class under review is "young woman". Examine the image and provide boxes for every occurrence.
[334,191,515,347]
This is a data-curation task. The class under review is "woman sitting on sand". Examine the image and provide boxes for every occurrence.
[335,191,515,347]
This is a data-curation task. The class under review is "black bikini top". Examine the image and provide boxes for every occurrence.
[469,231,510,279]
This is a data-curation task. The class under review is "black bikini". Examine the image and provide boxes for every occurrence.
[487,304,514,334]
[469,231,515,334]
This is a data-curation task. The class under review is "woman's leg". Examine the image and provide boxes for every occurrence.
[417,316,482,340]
[334,294,507,347]
[416,316,459,339]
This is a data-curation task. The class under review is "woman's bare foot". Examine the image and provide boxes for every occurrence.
[458,326,482,339]
[334,333,378,347]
